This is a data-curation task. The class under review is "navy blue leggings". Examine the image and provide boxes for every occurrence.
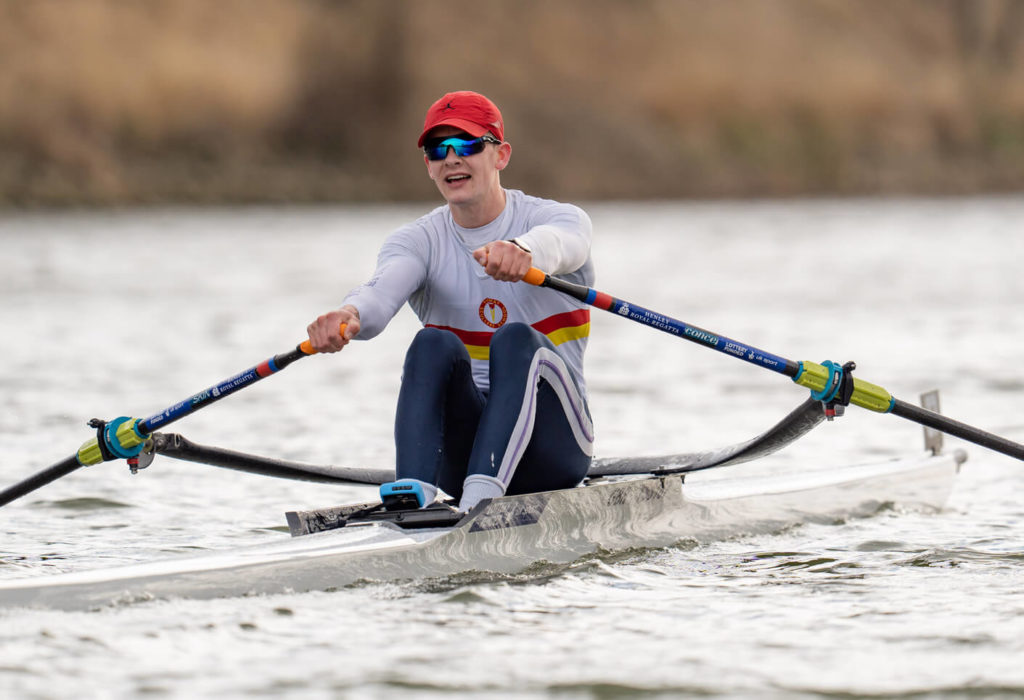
[394,324,593,500]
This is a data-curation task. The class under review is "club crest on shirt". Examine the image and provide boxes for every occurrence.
[479,298,508,328]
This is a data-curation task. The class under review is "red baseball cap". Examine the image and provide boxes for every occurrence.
[417,91,505,147]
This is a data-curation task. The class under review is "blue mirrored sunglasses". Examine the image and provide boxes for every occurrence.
[423,134,501,161]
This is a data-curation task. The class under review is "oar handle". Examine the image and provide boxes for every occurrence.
[523,267,547,286]
[299,323,349,356]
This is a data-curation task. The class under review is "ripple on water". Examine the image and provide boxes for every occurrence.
[44,497,134,511]
[3,201,1024,698]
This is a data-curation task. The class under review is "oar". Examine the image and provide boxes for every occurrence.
[523,268,1024,462]
[0,331,343,508]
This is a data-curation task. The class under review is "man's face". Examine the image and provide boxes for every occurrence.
[423,126,510,207]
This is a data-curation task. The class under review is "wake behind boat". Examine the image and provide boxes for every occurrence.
[0,397,965,611]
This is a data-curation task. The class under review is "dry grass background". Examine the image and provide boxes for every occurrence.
[1,0,1022,205]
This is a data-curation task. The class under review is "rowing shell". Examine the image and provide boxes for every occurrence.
[0,448,963,611]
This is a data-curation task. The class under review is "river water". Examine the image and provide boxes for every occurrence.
[1,197,1023,698]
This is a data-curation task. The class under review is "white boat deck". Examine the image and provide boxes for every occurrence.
[0,450,963,611]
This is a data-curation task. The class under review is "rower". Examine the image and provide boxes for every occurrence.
[305,91,596,512]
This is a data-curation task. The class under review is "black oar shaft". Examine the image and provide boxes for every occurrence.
[891,399,1024,461]
[0,456,81,507]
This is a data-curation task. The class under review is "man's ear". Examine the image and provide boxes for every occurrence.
[495,142,512,171]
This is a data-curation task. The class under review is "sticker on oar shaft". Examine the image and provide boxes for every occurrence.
[607,298,792,374]
[141,359,282,431]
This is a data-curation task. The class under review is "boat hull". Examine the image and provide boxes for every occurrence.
[0,452,961,610]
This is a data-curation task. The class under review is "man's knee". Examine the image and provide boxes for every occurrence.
[404,327,468,372]
[410,326,464,351]
[489,323,547,363]
[492,322,535,345]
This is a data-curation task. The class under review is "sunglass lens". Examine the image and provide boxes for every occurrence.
[424,137,486,160]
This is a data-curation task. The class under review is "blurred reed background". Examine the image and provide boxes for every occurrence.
[1,0,1022,206]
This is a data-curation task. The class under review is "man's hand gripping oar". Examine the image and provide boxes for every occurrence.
[0,324,350,508]
[522,267,1024,462]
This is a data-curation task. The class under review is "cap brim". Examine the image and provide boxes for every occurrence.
[417,119,489,147]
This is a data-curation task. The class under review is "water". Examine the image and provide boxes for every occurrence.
[1,198,1023,698]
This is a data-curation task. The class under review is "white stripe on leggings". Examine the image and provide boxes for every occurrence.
[495,347,594,486]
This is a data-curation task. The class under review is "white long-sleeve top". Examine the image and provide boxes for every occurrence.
[343,189,595,393]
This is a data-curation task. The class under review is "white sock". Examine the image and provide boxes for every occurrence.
[458,474,505,512]
[413,479,438,508]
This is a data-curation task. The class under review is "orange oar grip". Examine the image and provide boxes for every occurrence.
[299,323,348,355]
[522,267,547,286]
